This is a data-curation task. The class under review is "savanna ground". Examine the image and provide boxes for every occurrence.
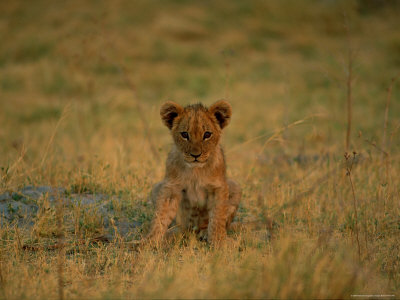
[0,0,400,299]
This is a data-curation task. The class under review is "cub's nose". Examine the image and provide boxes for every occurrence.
[190,153,201,159]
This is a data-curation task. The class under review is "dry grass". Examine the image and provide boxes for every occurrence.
[0,0,399,299]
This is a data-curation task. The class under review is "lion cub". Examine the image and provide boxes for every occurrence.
[147,100,241,245]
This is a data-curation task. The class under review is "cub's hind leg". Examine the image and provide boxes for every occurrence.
[226,179,242,229]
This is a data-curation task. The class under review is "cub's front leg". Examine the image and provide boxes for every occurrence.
[208,184,229,245]
[147,183,181,243]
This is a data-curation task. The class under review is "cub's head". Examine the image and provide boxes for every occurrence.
[160,100,232,166]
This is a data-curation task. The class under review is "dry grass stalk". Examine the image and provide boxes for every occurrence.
[121,66,161,162]
[89,19,161,162]
[39,104,71,169]
[22,235,110,252]
[345,49,354,152]
[381,76,399,182]
[241,115,318,181]
[0,251,4,299]
[344,152,361,262]
[273,168,337,216]
[382,76,398,157]
[55,190,65,300]
[343,13,358,152]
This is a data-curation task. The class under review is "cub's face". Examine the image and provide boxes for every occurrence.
[160,100,232,166]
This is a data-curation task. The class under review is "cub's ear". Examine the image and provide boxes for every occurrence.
[209,100,232,129]
[160,101,183,130]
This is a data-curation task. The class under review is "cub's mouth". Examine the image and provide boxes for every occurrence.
[184,156,207,166]
[188,158,205,163]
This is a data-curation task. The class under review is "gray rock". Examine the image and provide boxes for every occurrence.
[36,186,53,193]
[21,190,42,200]
[1,186,142,240]
[47,195,69,205]
[38,186,65,195]
[106,218,141,239]
[0,192,11,202]
[20,186,66,201]
[0,200,38,220]
[69,194,107,206]
[46,193,110,209]
[21,185,35,192]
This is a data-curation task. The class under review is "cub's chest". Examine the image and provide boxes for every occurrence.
[183,182,211,208]
[180,168,215,208]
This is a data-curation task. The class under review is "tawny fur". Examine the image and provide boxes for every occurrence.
[147,100,241,245]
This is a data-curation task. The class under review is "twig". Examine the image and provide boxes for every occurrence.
[345,49,353,152]
[363,138,388,157]
[343,12,359,152]
[241,115,318,181]
[344,151,361,262]
[227,114,322,155]
[271,168,337,216]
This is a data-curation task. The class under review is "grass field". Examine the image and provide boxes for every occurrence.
[0,0,400,298]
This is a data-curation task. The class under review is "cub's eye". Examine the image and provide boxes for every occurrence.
[203,131,212,140]
[180,132,189,140]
